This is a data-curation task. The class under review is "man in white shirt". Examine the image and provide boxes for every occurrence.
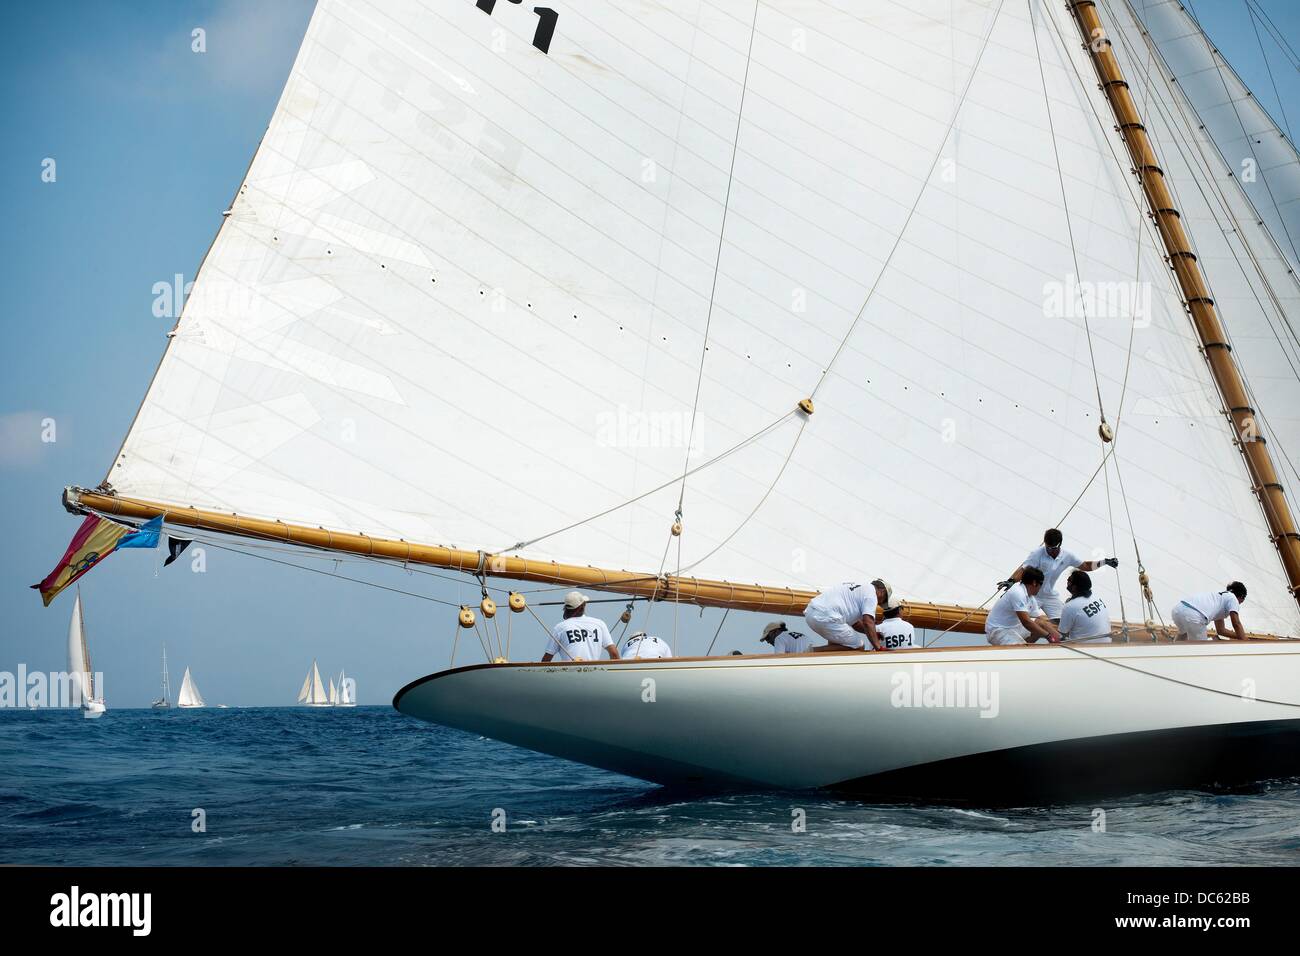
[541,591,621,661]
[1057,570,1112,643]
[999,528,1117,622]
[985,567,1059,645]
[804,580,890,651]
[622,631,672,658]
[1171,582,1248,641]
[875,594,917,649]
[760,621,815,654]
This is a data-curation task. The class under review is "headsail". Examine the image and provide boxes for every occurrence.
[67,591,93,704]
[93,0,1300,633]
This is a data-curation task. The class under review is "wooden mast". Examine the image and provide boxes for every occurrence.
[1068,0,1300,609]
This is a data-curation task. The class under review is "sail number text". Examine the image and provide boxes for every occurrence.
[474,0,558,54]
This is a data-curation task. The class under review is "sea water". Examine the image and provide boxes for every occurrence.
[2,707,1298,866]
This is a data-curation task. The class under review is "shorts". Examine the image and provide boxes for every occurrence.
[804,608,866,649]
[1171,603,1210,641]
[986,624,1029,646]
[1036,589,1063,620]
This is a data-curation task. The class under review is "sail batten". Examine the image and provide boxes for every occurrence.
[97,0,1300,635]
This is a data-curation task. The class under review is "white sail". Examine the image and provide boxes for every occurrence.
[297,671,311,703]
[302,660,330,705]
[338,670,354,706]
[1115,0,1300,486]
[103,0,1300,634]
[177,667,205,708]
[67,590,103,711]
[329,678,338,705]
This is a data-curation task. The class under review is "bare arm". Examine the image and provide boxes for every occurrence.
[1018,610,1060,643]
[860,615,885,651]
[1214,612,1246,641]
[606,644,621,659]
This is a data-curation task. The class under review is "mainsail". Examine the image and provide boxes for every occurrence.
[86,0,1300,635]
[67,590,94,705]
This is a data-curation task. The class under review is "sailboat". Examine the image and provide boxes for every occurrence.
[176,667,205,709]
[336,671,356,708]
[58,0,1300,799]
[297,661,331,707]
[151,645,171,709]
[68,589,105,718]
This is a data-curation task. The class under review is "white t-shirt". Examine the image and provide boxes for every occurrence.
[1022,544,1085,594]
[772,629,815,654]
[986,583,1042,632]
[545,615,615,660]
[1058,595,1111,641]
[876,617,917,649]
[1181,591,1241,623]
[623,634,672,658]
[808,582,876,625]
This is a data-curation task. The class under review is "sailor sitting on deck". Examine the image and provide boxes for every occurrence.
[1171,582,1247,642]
[1056,570,1111,643]
[875,593,916,649]
[622,630,672,659]
[999,528,1117,623]
[804,580,889,652]
[985,567,1059,645]
[541,591,621,662]
[760,621,814,654]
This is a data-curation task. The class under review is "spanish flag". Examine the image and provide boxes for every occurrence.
[30,514,156,606]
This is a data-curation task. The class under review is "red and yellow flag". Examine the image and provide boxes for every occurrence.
[31,514,132,607]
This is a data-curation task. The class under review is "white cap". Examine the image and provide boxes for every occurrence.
[872,578,894,604]
[761,621,787,642]
[884,593,904,612]
[563,590,589,610]
[627,630,647,641]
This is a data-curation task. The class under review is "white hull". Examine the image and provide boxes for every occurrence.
[395,641,1300,800]
[82,700,106,719]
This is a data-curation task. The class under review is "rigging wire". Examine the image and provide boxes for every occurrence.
[810,0,1009,400]
[1028,0,1109,425]
[1244,0,1295,143]
[675,0,761,517]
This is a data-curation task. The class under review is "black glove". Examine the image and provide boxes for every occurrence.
[996,578,1015,591]
[1104,557,1119,569]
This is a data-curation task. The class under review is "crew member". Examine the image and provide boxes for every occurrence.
[1056,570,1111,643]
[1000,528,1118,622]
[1171,582,1248,642]
[985,567,1059,645]
[541,591,620,661]
[760,621,815,654]
[875,593,916,649]
[804,580,890,652]
[622,630,673,659]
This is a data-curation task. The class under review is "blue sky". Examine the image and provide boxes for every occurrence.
[3,0,1300,707]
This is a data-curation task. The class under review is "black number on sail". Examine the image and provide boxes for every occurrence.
[473,0,558,55]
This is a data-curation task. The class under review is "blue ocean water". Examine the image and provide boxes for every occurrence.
[3,706,1299,866]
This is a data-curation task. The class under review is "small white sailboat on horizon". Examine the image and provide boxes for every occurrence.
[68,589,105,718]
[336,670,356,708]
[297,660,331,707]
[151,645,171,709]
[176,666,205,708]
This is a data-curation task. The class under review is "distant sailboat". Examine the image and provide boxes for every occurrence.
[328,678,338,706]
[151,645,170,709]
[176,667,205,708]
[336,670,356,708]
[68,589,105,718]
[297,660,330,707]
